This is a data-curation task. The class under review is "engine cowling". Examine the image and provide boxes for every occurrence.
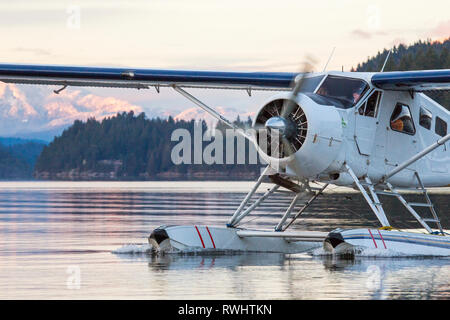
[253,92,344,179]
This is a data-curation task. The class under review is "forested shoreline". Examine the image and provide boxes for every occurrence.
[34,113,263,180]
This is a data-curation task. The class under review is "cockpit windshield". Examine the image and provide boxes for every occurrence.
[297,75,325,93]
[315,75,369,109]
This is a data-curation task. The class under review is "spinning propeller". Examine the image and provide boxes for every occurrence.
[255,58,315,158]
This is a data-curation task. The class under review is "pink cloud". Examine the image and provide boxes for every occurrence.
[429,20,450,39]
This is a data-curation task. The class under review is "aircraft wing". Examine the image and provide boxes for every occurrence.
[0,63,297,92]
[371,69,450,92]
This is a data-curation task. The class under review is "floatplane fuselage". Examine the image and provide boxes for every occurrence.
[252,71,450,189]
[0,63,449,256]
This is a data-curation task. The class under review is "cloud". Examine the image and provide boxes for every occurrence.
[428,20,450,39]
[351,29,387,39]
[13,47,53,56]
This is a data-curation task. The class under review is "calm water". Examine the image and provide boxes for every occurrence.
[0,181,449,300]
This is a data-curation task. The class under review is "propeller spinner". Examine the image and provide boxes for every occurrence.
[254,98,308,158]
[264,116,297,139]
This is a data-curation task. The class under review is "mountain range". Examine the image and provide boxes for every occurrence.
[0,83,144,141]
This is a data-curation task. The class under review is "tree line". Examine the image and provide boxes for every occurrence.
[352,38,450,109]
[34,112,262,180]
[0,141,44,179]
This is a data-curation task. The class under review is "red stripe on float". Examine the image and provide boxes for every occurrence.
[205,226,216,249]
[377,230,387,249]
[195,225,205,248]
[368,229,378,248]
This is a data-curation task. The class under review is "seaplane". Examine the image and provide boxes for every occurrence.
[0,56,449,256]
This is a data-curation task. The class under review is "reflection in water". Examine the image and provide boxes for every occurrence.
[146,252,287,272]
[132,251,450,300]
[0,181,449,299]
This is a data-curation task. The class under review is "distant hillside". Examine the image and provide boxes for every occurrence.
[34,111,262,180]
[0,138,45,179]
[8,141,46,168]
[0,137,47,146]
[353,38,450,109]
[12,128,67,143]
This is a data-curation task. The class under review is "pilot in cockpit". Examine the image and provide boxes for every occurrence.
[353,92,361,103]
[352,83,366,104]
[316,86,328,96]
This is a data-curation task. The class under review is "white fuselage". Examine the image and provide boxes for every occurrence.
[257,72,450,188]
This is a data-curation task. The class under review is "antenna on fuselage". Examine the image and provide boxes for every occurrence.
[323,47,336,72]
[380,49,392,72]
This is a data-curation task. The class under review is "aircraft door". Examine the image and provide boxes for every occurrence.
[354,90,382,156]
[385,102,419,172]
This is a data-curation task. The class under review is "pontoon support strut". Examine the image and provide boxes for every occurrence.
[345,164,390,227]
[231,184,280,227]
[227,166,271,227]
[275,192,302,231]
[281,183,329,231]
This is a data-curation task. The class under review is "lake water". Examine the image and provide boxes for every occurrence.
[0,181,449,300]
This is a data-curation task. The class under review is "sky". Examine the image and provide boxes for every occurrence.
[0,0,449,129]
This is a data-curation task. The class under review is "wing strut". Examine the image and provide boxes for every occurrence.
[380,132,450,184]
[172,85,254,143]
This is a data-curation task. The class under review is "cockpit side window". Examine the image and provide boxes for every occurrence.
[419,107,432,130]
[435,117,447,137]
[390,103,415,135]
[358,90,381,117]
[315,76,369,109]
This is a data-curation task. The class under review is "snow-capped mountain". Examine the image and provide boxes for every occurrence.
[0,83,143,140]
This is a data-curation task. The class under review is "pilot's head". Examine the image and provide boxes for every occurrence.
[352,83,366,103]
